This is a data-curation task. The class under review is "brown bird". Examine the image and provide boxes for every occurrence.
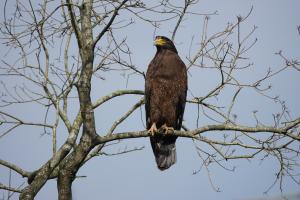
[145,36,188,170]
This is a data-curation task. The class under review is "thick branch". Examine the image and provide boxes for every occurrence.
[19,114,82,200]
[96,120,300,144]
[0,160,31,177]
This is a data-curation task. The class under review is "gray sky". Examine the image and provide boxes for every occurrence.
[0,0,300,200]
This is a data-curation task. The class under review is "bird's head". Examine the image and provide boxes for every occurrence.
[154,36,178,53]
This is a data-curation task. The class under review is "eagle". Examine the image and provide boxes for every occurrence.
[145,36,188,170]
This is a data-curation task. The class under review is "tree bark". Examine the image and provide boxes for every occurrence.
[57,134,95,200]
[57,170,74,200]
[57,1,97,199]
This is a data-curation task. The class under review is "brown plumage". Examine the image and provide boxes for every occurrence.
[145,36,188,170]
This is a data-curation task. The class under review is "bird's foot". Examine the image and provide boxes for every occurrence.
[160,124,174,134]
[148,123,158,136]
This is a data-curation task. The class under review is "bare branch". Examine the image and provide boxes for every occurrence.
[171,0,190,41]
[0,160,30,178]
[96,119,300,144]
[66,0,82,49]
[0,183,22,193]
[1,1,299,199]
[107,98,144,135]
[99,146,144,156]
[92,89,144,109]
[93,0,129,48]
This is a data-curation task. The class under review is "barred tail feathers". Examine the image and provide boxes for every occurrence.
[150,137,177,170]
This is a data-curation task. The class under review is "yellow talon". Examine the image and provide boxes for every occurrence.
[160,123,174,134]
[148,123,158,136]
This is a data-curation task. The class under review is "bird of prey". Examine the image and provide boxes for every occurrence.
[145,36,187,170]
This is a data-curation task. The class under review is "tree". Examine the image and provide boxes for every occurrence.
[0,0,299,199]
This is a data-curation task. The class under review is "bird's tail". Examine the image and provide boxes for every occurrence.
[150,137,177,170]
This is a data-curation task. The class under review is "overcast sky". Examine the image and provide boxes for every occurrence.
[0,0,300,200]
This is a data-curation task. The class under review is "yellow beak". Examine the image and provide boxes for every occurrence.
[154,38,166,46]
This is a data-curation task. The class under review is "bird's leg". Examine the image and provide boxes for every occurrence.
[148,123,158,136]
[160,123,174,134]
